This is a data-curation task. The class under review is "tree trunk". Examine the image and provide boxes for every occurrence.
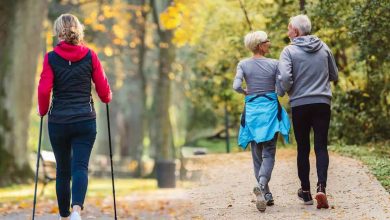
[134,0,148,175]
[151,0,175,160]
[0,0,48,186]
[93,0,118,156]
[300,0,306,13]
[117,1,148,176]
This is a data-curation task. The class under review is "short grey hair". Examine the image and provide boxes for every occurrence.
[289,14,311,35]
[244,31,268,52]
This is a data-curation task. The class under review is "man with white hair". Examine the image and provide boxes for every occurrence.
[278,14,338,209]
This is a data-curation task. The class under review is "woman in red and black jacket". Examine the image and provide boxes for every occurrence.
[38,14,112,220]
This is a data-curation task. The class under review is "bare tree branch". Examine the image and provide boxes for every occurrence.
[150,0,162,35]
[238,0,253,31]
[300,0,306,13]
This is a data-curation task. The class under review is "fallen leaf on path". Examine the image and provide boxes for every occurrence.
[18,201,31,209]
[50,206,59,213]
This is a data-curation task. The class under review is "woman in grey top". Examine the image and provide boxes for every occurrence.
[233,31,290,212]
[233,33,281,96]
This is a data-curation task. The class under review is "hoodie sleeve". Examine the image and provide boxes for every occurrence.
[91,50,112,103]
[274,61,285,97]
[37,53,54,116]
[327,49,339,82]
[278,47,294,92]
[232,62,246,94]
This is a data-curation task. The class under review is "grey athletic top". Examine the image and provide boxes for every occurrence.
[278,35,338,107]
[233,57,284,96]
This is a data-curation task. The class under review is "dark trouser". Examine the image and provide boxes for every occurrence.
[251,133,278,193]
[48,119,96,217]
[292,103,330,191]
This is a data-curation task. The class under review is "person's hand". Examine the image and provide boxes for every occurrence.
[243,89,248,96]
[36,106,44,117]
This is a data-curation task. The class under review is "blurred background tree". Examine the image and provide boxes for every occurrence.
[0,0,48,186]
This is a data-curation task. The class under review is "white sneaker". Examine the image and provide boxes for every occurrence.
[70,211,82,220]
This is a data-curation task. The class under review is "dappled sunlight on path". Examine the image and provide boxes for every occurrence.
[183,149,390,220]
[0,189,192,219]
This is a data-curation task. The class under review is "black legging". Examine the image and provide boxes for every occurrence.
[48,119,96,217]
[292,103,330,191]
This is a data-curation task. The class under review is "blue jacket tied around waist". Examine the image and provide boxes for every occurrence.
[238,92,291,149]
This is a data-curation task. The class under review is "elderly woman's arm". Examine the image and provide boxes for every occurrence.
[275,65,286,97]
[233,62,247,94]
[278,48,294,92]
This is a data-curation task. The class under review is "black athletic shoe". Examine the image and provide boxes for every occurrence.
[298,188,314,205]
[315,184,329,209]
[264,192,274,206]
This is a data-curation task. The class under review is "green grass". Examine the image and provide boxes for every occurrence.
[190,137,242,153]
[329,143,390,193]
[0,178,158,203]
[190,136,293,154]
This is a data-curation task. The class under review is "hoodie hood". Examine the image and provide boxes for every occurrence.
[54,41,89,62]
[291,35,323,53]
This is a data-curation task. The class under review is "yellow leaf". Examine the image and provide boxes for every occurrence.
[160,4,182,30]
[113,38,123,45]
[113,25,125,39]
[129,41,137,48]
[94,24,106,32]
[168,72,175,80]
[84,17,93,25]
[173,28,188,47]
[159,42,169,48]
[50,206,59,214]
[102,5,115,18]
[18,201,30,209]
[104,46,113,57]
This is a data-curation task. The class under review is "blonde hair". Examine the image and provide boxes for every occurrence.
[54,14,84,45]
[244,31,268,53]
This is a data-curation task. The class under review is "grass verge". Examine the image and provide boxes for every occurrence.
[0,178,158,204]
[329,143,390,193]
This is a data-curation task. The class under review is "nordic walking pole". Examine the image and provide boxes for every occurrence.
[106,104,117,220]
[32,116,43,220]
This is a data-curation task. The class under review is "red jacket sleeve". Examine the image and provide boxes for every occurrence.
[37,53,54,116]
[91,50,112,103]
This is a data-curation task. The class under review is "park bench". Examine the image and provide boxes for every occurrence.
[39,150,56,195]
[179,146,207,181]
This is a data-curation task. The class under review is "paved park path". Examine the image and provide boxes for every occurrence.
[1,149,389,219]
[183,149,390,220]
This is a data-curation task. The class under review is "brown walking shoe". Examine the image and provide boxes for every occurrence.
[315,184,329,209]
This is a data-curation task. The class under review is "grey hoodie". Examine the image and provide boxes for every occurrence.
[278,35,338,107]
